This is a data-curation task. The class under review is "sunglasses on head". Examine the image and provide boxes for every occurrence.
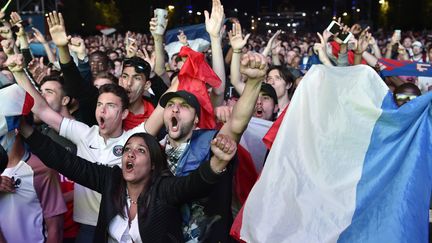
[395,93,418,101]
[123,58,150,75]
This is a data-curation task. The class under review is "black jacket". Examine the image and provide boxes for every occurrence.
[26,130,222,242]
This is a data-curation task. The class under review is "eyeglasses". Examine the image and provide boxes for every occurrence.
[395,93,418,101]
[123,58,151,75]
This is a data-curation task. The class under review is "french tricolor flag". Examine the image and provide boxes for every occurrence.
[0,84,34,117]
[231,64,432,242]
[0,84,34,137]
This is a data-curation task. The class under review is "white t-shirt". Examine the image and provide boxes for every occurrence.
[59,117,147,226]
[0,155,67,243]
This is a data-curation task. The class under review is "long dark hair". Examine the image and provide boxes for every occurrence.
[266,66,295,98]
[112,133,169,218]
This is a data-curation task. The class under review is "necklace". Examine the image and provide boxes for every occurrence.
[127,194,138,205]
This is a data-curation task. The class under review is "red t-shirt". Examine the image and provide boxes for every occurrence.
[123,99,155,131]
[59,174,80,238]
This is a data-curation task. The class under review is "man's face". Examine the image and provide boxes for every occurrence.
[412,46,422,55]
[403,37,412,49]
[253,92,277,121]
[163,97,198,143]
[265,69,290,100]
[41,81,67,113]
[90,54,108,77]
[95,92,127,138]
[108,52,118,61]
[119,66,149,105]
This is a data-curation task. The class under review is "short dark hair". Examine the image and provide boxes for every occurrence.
[39,75,68,96]
[98,83,129,110]
[95,71,118,85]
[123,57,151,80]
[393,83,421,97]
[90,51,109,65]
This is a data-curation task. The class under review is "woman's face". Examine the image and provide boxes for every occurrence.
[122,136,152,184]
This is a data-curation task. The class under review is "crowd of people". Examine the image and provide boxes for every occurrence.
[0,0,430,242]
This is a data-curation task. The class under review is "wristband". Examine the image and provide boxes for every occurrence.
[233,49,242,54]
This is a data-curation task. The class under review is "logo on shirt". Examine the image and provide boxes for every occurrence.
[89,145,98,149]
[113,145,123,157]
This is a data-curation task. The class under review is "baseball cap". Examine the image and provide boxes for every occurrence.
[159,90,201,118]
[287,67,303,80]
[412,41,422,48]
[260,83,278,104]
[123,56,151,79]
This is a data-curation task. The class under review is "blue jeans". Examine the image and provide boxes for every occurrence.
[75,224,96,243]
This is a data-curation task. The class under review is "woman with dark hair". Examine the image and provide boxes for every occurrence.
[265,66,295,115]
[19,123,237,243]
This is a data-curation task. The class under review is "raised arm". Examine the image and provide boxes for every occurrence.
[32,27,57,64]
[10,12,29,49]
[219,52,267,142]
[47,11,71,64]
[354,28,371,65]
[313,31,333,66]
[20,123,111,193]
[261,30,281,57]
[228,21,250,95]
[205,0,226,107]
[150,17,170,86]
[6,54,63,131]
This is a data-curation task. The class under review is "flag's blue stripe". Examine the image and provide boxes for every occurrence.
[338,91,432,243]
[6,116,20,132]
[165,23,210,44]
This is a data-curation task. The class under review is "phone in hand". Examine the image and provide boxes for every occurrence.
[326,21,352,44]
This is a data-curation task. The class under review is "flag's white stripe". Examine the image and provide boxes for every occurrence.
[0,116,7,137]
[165,38,210,59]
[240,65,389,242]
[0,84,27,116]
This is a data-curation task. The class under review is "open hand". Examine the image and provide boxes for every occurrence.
[32,27,47,44]
[204,0,225,38]
[47,11,69,47]
[228,22,250,51]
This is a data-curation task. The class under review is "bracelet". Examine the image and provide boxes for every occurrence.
[354,51,363,55]
[233,49,242,54]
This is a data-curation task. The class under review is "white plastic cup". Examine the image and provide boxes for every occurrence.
[154,8,168,35]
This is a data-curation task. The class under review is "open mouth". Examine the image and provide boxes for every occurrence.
[99,117,106,129]
[255,109,263,117]
[126,161,134,170]
[171,117,178,132]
